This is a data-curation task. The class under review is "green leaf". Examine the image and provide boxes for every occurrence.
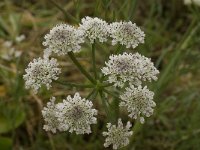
[0,137,12,150]
[0,102,25,133]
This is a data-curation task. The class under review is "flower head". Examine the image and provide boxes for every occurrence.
[23,57,61,93]
[109,21,145,48]
[120,85,156,123]
[57,92,97,134]
[41,97,64,133]
[103,118,133,149]
[43,24,84,55]
[79,16,109,43]
[101,52,159,88]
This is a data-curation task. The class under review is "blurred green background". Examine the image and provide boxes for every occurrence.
[0,0,200,150]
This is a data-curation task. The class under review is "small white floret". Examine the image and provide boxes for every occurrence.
[43,24,84,55]
[23,57,61,93]
[103,118,133,149]
[57,92,98,134]
[109,21,145,49]
[79,16,109,43]
[120,85,156,123]
[101,52,159,88]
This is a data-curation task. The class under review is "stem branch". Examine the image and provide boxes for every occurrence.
[68,52,96,84]
[54,80,94,88]
[99,91,112,120]
[92,41,98,79]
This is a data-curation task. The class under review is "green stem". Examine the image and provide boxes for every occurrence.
[128,121,141,149]
[115,44,123,54]
[99,90,112,121]
[54,80,94,88]
[103,89,119,98]
[49,0,78,23]
[68,52,96,84]
[86,89,97,100]
[128,0,138,20]
[101,83,114,88]
[92,41,98,79]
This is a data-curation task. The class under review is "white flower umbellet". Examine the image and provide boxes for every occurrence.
[43,24,84,55]
[120,85,156,124]
[101,52,159,88]
[103,118,133,149]
[23,57,61,93]
[109,21,145,49]
[79,16,109,43]
[56,92,98,134]
[42,93,97,134]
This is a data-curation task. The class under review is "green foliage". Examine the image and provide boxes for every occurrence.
[0,101,25,133]
[0,137,12,150]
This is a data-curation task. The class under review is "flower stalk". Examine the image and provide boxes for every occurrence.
[92,40,98,79]
[68,51,96,84]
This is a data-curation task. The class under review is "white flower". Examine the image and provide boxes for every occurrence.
[101,52,159,88]
[109,21,145,48]
[120,85,156,124]
[43,24,84,55]
[3,41,12,48]
[16,34,26,43]
[42,97,62,133]
[79,16,109,43]
[23,57,61,93]
[57,92,97,134]
[103,118,133,149]
[184,0,200,6]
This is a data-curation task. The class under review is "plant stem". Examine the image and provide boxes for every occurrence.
[99,90,112,121]
[128,0,138,20]
[54,80,94,88]
[101,83,114,88]
[92,41,98,79]
[103,89,119,98]
[128,121,141,149]
[49,0,78,23]
[86,89,97,100]
[68,52,96,84]
[115,44,123,54]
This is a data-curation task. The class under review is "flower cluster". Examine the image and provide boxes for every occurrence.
[42,93,97,134]
[43,24,84,55]
[109,21,145,48]
[57,92,98,134]
[102,52,159,88]
[103,119,133,149]
[24,16,159,150]
[23,57,61,93]
[79,16,109,43]
[100,19,159,127]
[120,85,156,124]
[1,34,25,61]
